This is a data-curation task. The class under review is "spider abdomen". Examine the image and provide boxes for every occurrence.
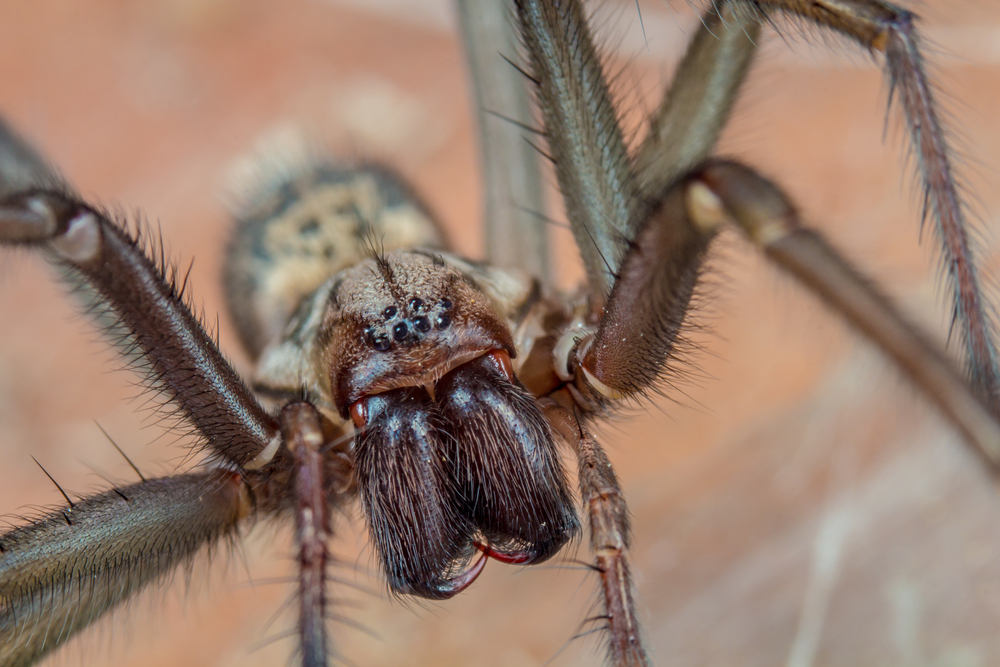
[223,161,445,361]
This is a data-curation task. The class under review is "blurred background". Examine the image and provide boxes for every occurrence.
[1,0,1000,665]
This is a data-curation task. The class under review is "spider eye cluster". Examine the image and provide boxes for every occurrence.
[324,249,517,418]
[364,296,454,351]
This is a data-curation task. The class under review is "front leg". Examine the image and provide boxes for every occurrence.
[567,159,1000,470]
[0,121,279,469]
[0,470,251,667]
[742,0,1000,405]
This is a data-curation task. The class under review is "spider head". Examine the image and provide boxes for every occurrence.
[320,249,515,418]
[318,250,579,599]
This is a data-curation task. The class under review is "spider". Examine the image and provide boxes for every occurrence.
[2,1,1000,666]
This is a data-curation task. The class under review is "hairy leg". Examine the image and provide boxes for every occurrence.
[0,121,279,469]
[742,0,1000,404]
[0,470,251,667]
[457,0,549,284]
[570,158,1000,470]
[544,402,648,667]
[634,1,762,196]
[514,0,644,296]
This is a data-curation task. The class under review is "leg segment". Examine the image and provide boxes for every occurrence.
[515,0,762,295]
[686,160,1000,468]
[570,156,1000,469]
[0,470,251,667]
[746,0,1000,404]
[635,1,762,196]
[281,402,333,667]
[514,0,644,296]
[544,403,649,667]
[457,0,549,284]
[574,183,713,405]
[0,123,279,469]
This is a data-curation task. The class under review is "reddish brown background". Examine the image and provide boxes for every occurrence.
[2,1,1000,666]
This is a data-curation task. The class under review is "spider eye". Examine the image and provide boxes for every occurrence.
[436,314,451,330]
[409,297,425,312]
[367,329,391,351]
[393,321,409,341]
[383,306,397,320]
[439,297,452,310]
[413,315,430,333]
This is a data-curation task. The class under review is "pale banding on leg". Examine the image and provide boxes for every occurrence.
[51,211,100,263]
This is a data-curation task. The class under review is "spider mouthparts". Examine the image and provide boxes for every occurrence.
[433,550,488,599]
[473,541,533,565]
[346,349,511,420]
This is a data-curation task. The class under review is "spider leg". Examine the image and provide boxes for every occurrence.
[513,0,761,296]
[457,0,549,284]
[569,158,1000,469]
[543,402,648,667]
[686,159,1000,468]
[737,0,1000,406]
[281,402,334,667]
[634,1,762,196]
[0,120,280,469]
[0,470,251,666]
[514,0,645,296]
[564,180,712,406]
